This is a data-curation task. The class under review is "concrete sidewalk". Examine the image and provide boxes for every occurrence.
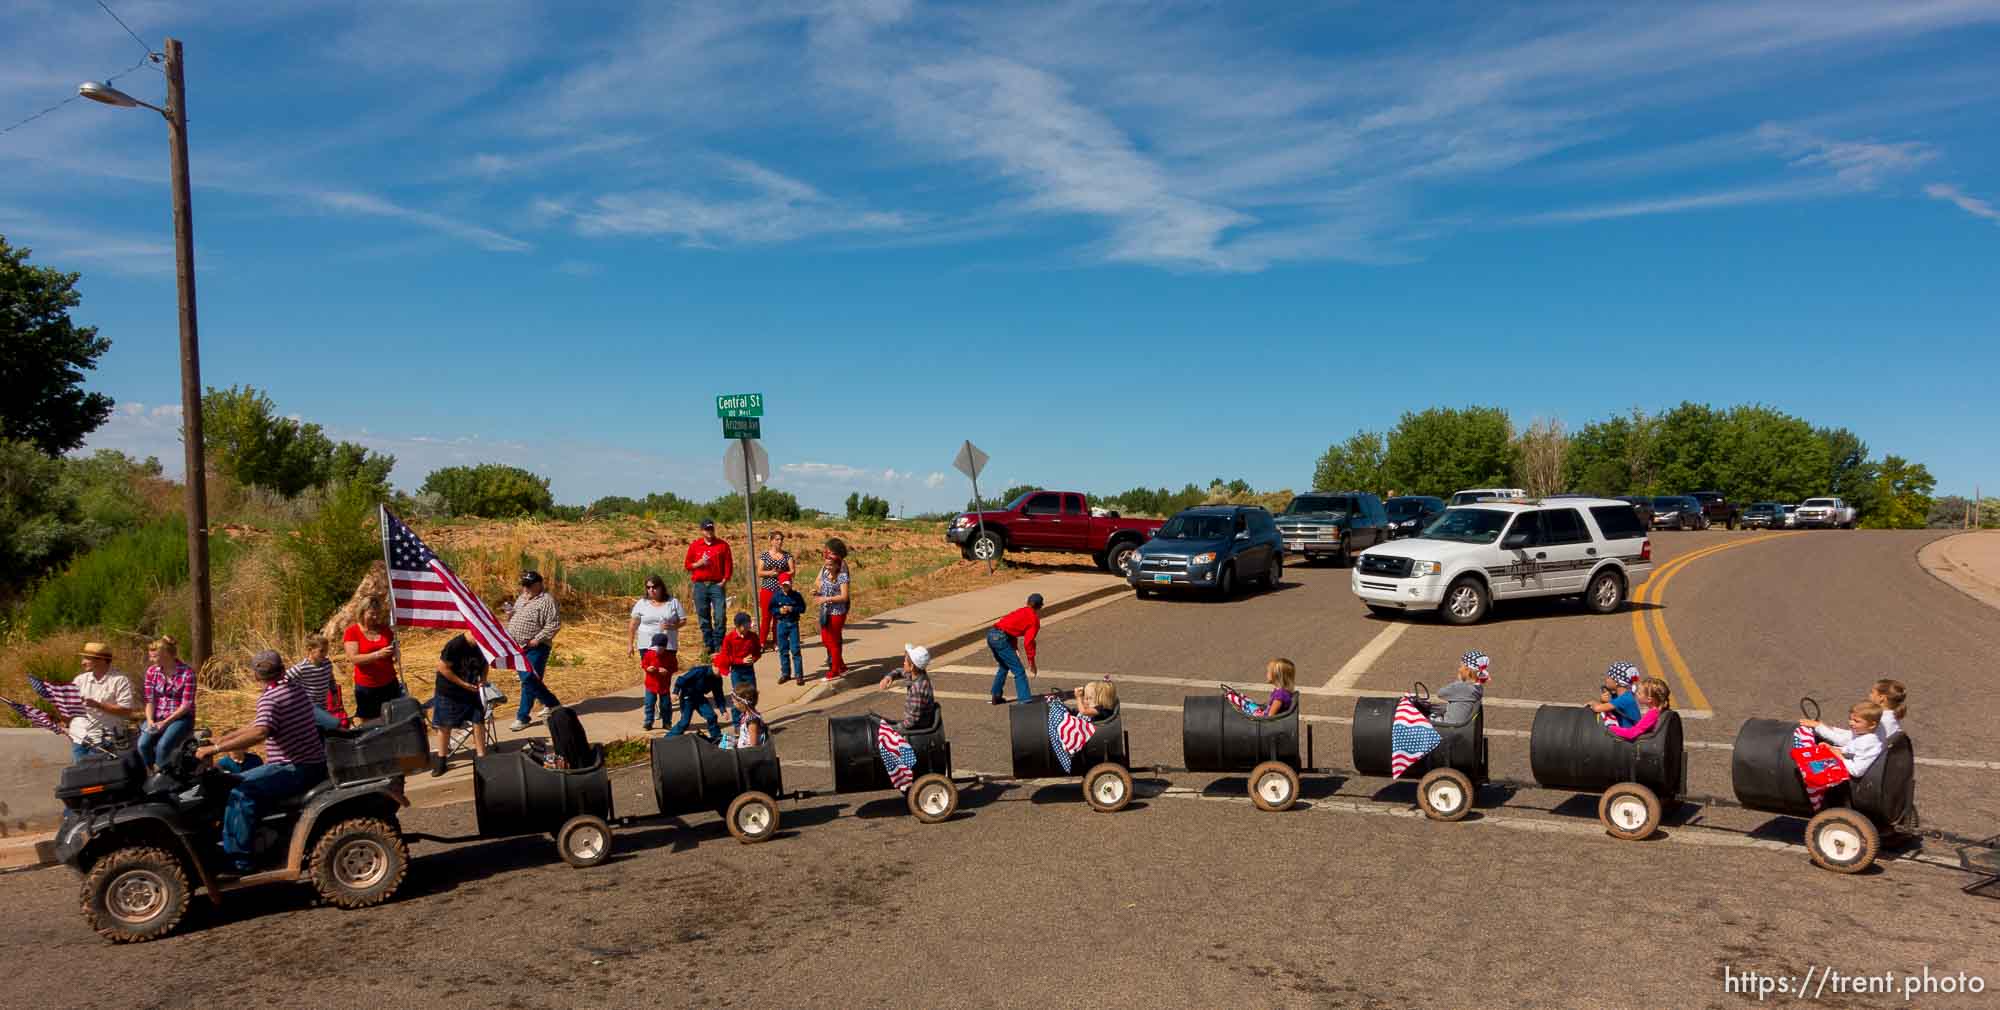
[1920,529,2000,612]
[0,569,1126,870]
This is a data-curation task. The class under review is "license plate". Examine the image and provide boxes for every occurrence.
[1153,574,1172,584]
[1287,540,1306,549]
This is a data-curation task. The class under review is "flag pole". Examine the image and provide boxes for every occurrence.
[379,503,404,682]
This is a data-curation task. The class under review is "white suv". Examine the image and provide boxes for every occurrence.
[1448,487,1526,506]
[1351,498,1653,624]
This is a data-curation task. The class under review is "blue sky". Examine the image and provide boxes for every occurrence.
[3,1,1996,514]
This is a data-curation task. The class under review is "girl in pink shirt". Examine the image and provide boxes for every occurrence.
[1604,678,1672,741]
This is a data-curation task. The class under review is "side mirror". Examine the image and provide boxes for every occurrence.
[1234,530,1250,540]
[1501,531,1532,550]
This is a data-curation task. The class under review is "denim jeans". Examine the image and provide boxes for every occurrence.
[773,620,802,680]
[988,627,1031,700]
[515,643,561,722]
[222,761,325,859]
[668,700,721,739]
[643,689,673,727]
[692,581,727,652]
[136,715,193,767]
[71,742,100,763]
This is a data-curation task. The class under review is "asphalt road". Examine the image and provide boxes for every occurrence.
[4,528,1998,1008]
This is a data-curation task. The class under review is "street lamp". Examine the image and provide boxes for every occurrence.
[78,37,212,671]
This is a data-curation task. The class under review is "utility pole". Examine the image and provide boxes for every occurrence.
[165,39,211,668]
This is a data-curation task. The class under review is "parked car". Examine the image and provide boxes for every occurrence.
[1795,497,1858,529]
[1614,495,1656,528]
[1741,501,1786,529]
[1351,497,1654,624]
[1686,491,1739,530]
[1650,495,1709,530]
[1274,491,1389,565]
[1781,504,1799,528]
[1449,487,1527,506]
[1130,505,1283,598]
[1384,495,1447,539]
[948,490,1165,575]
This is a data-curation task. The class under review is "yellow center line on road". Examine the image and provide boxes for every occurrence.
[1323,621,1410,691]
[1631,532,1797,714]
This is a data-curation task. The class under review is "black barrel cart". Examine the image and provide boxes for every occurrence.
[1182,693,1305,811]
[1732,700,1918,874]
[1351,686,1490,821]
[1007,698,1134,812]
[827,711,962,823]
[1529,705,1686,840]
[650,733,787,843]
[467,707,616,867]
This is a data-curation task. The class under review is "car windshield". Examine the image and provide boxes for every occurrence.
[1803,498,1835,507]
[1748,502,1779,511]
[1386,500,1423,518]
[1417,508,1510,544]
[1652,497,1684,509]
[1285,495,1351,515]
[1157,514,1233,540]
[1002,492,1036,510]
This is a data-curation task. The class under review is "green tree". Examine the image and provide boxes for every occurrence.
[1816,426,1882,517]
[1312,431,1385,492]
[0,438,89,585]
[707,488,804,521]
[419,463,554,517]
[202,385,392,498]
[268,480,382,635]
[1382,406,1517,496]
[0,237,114,455]
[1862,456,1934,529]
[1515,418,1569,497]
[327,441,396,496]
[1563,409,1657,495]
[1650,401,1727,494]
[845,492,890,520]
[59,449,168,535]
[1713,405,1828,502]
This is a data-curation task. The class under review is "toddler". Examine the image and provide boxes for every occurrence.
[1870,678,1906,739]
[641,632,677,731]
[720,686,766,750]
[1804,701,1885,779]
[770,573,808,684]
[1604,677,1672,741]
[1435,650,1489,728]
[1074,679,1118,720]
[1590,661,1642,728]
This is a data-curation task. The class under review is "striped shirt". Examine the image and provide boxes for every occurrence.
[757,550,793,590]
[255,679,325,766]
[143,662,197,722]
[285,658,336,712]
[506,590,562,647]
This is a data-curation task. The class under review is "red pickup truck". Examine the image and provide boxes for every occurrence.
[948,491,1165,576]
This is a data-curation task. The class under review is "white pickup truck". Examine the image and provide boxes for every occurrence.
[1795,497,1857,529]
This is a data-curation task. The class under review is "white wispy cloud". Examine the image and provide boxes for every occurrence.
[552,156,909,246]
[1925,183,2000,225]
[923,472,945,488]
[302,190,532,253]
[0,206,174,274]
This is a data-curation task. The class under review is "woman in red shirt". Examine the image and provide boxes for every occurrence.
[343,598,402,724]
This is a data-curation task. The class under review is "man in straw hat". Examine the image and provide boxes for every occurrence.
[68,642,138,762]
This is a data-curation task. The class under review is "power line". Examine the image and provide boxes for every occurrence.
[0,54,156,139]
[95,0,160,61]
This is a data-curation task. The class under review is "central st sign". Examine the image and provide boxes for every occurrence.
[715,393,764,418]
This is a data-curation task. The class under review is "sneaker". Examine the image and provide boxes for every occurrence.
[642,722,653,732]
[990,695,1007,705]
[508,719,530,732]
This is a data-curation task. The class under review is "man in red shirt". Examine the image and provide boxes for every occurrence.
[685,519,734,653]
[988,592,1044,704]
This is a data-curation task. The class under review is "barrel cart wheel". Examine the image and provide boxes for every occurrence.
[1248,760,1300,812]
[908,773,959,824]
[1597,782,1662,841]
[1083,763,1134,813]
[725,790,780,844]
[1806,808,1879,874]
[1417,768,1473,822]
[556,814,614,868]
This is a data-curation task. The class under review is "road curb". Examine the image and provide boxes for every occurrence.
[1917,530,2000,613]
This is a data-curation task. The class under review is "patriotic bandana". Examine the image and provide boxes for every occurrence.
[1461,651,1491,684]
[1605,662,1638,690]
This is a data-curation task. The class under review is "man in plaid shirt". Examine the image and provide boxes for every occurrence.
[879,643,938,732]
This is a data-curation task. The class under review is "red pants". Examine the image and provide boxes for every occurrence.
[820,612,847,677]
[757,588,776,645]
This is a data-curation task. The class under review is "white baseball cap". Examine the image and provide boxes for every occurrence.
[903,643,931,670]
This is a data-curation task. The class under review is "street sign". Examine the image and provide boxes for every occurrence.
[953,440,989,480]
[723,416,761,439]
[715,393,764,419]
[723,439,770,494]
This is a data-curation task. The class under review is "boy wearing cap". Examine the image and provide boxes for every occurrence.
[668,657,728,740]
[1591,661,1643,728]
[505,570,564,731]
[196,650,326,874]
[685,520,733,653]
[68,642,139,762]
[769,573,807,684]
[879,644,938,732]
[987,593,1045,705]
[714,612,763,728]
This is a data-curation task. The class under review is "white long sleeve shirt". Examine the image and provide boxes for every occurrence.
[1814,724,1884,779]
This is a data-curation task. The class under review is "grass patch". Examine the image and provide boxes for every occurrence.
[602,735,651,768]
[20,517,239,638]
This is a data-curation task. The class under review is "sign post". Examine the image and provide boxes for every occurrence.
[722,420,770,637]
[953,440,992,573]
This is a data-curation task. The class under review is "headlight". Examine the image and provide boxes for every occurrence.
[1411,560,1442,577]
[953,515,975,528]
[1190,552,1217,565]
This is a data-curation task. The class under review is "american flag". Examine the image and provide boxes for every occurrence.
[1046,699,1097,773]
[3,694,65,735]
[876,719,917,791]
[1790,722,1849,811]
[29,676,85,721]
[1223,686,1265,717]
[383,507,527,670]
[1389,694,1442,779]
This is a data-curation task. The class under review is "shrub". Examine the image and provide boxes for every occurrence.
[1,438,88,588]
[420,463,555,518]
[20,516,236,637]
[267,481,382,640]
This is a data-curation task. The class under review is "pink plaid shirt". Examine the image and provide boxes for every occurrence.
[144,662,197,722]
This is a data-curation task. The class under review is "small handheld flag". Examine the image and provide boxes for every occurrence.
[28,676,85,721]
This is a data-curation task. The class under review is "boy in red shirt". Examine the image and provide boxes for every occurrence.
[641,632,679,731]
[988,592,1044,704]
[714,612,762,728]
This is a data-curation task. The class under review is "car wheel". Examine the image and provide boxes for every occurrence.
[81,846,189,943]
[309,816,409,908]
[1133,586,1151,600]
[1440,577,1488,625]
[969,531,1003,562]
[1584,570,1625,614]
[1264,553,1283,589]
[1330,537,1349,568]
[1104,540,1139,578]
[1216,565,1236,597]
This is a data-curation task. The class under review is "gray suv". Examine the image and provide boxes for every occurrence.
[1276,491,1389,566]
[1131,505,1284,598]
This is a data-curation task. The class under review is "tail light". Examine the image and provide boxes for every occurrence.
[1640,539,1652,562]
